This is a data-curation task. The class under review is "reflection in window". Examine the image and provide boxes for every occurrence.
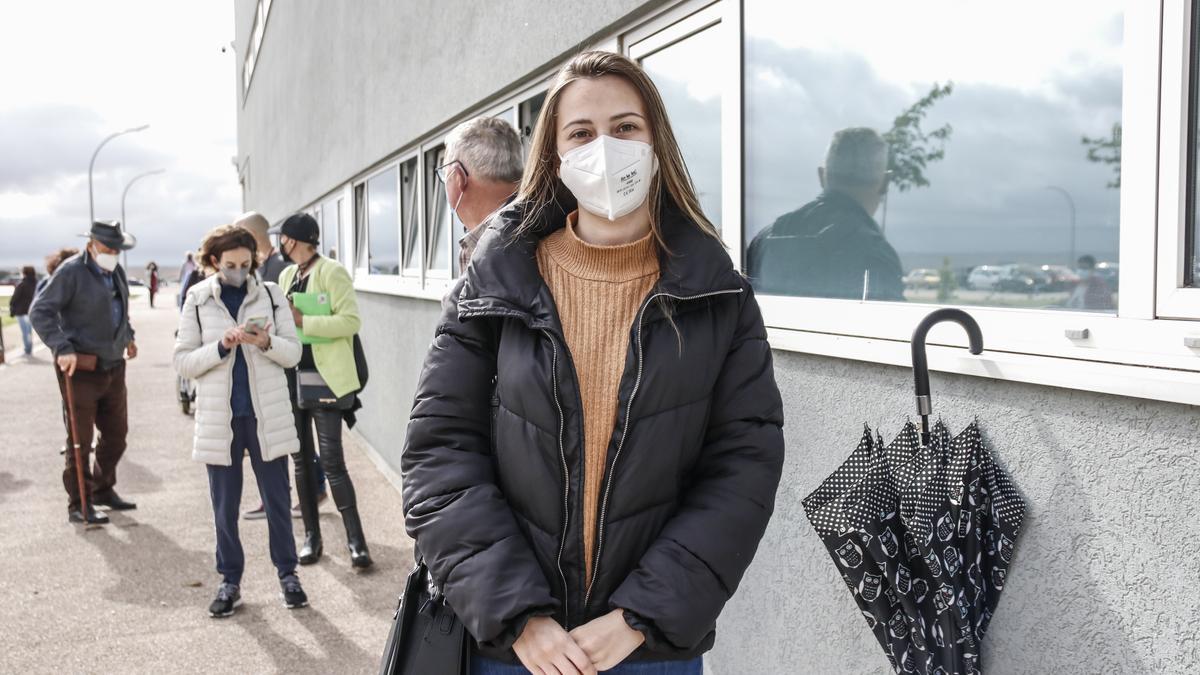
[425,146,451,275]
[743,2,1122,312]
[1189,1,1200,288]
[640,25,723,231]
[400,157,421,275]
[367,167,399,275]
[320,199,340,261]
[519,92,547,158]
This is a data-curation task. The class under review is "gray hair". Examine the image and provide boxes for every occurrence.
[445,116,524,184]
[824,127,888,189]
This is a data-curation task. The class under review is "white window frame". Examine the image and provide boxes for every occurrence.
[423,143,454,283]
[241,0,271,100]
[744,1,1200,406]
[359,163,404,279]
[1157,0,1200,319]
[624,0,742,258]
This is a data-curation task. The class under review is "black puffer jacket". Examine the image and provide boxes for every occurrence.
[402,197,785,663]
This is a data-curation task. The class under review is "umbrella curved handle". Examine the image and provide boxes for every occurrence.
[912,308,984,441]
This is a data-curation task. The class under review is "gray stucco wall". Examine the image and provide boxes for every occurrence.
[234,0,654,220]
[712,350,1200,674]
[344,291,1200,674]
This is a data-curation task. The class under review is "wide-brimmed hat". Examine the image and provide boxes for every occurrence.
[81,220,137,251]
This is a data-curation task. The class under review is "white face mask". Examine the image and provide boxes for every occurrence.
[559,135,658,221]
[220,267,249,287]
[94,250,119,272]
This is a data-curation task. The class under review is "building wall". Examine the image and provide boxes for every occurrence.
[236,3,1200,673]
[235,0,653,220]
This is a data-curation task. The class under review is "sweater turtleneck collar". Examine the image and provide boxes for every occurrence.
[541,211,659,283]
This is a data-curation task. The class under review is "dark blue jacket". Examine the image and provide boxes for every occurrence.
[30,251,134,368]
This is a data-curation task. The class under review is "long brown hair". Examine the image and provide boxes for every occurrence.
[516,51,719,248]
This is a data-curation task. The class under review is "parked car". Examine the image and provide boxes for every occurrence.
[967,265,1006,290]
[1038,264,1081,291]
[903,268,941,290]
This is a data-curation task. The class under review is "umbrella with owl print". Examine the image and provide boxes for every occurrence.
[804,309,1026,675]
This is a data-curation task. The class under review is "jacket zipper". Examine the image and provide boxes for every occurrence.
[541,329,572,625]
[583,287,743,609]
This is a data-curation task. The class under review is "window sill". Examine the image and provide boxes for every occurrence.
[766,326,1200,407]
[353,274,448,302]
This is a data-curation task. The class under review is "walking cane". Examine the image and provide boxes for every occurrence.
[61,366,90,519]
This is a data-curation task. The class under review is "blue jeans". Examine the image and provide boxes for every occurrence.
[16,314,33,354]
[207,416,298,585]
[470,655,702,674]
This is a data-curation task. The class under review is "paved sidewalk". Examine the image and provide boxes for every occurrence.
[0,293,412,674]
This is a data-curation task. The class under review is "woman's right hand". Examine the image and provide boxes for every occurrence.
[513,616,597,675]
[221,327,242,350]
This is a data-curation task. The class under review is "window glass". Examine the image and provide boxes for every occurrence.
[425,145,452,275]
[400,157,421,275]
[353,183,366,268]
[320,198,339,261]
[366,167,399,274]
[743,2,1123,312]
[640,24,723,231]
[519,92,547,158]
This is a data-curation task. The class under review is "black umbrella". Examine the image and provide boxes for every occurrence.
[804,309,1026,675]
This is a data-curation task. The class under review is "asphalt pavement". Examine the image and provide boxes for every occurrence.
[0,291,413,674]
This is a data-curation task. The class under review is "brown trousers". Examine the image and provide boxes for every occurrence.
[55,362,128,509]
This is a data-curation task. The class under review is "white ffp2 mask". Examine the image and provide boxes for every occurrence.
[94,252,119,272]
[559,135,658,221]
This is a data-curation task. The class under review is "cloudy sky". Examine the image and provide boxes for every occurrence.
[0,1,238,271]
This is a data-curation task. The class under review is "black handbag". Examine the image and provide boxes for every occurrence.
[380,558,470,675]
[295,368,355,410]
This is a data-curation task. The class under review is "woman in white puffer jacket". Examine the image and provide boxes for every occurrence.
[174,224,307,618]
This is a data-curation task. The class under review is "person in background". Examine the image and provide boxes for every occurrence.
[178,251,196,308]
[174,224,307,618]
[438,116,524,275]
[273,213,372,568]
[746,127,905,301]
[237,210,329,521]
[403,52,784,674]
[30,221,139,525]
[10,266,38,357]
[146,261,160,308]
[37,247,80,296]
[1067,255,1116,311]
[237,211,289,283]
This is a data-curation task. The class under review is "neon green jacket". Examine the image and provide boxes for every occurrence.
[279,257,361,398]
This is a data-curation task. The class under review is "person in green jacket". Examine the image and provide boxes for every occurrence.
[271,213,372,568]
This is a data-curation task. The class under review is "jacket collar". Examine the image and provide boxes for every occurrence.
[203,272,263,306]
[458,192,742,329]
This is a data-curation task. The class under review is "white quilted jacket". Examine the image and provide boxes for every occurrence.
[174,275,302,465]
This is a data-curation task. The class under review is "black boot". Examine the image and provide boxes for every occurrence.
[298,528,323,565]
[340,505,373,568]
[292,438,323,565]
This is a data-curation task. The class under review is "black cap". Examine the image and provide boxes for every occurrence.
[80,220,137,251]
[268,213,320,245]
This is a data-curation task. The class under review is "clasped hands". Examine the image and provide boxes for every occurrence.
[513,609,644,675]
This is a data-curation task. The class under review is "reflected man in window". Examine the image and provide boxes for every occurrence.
[746,127,905,301]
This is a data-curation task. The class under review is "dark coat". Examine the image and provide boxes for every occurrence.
[402,197,785,663]
[29,252,134,367]
[746,190,905,301]
[9,275,36,316]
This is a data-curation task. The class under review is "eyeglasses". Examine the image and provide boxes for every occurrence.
[434,159,468,183]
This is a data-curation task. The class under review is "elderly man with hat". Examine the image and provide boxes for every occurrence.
[30,221,140,524]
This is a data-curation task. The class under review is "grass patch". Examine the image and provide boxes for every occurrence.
[0,297,12,328]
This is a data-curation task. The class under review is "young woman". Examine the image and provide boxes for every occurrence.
[174,225,308,617]
[146,261,160,308]
[274,213,372,569]
[403,52,785,674]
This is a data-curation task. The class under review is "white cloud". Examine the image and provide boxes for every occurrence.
[0,0,239,269]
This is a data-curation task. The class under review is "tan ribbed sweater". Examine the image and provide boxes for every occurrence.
[536,212,660,578]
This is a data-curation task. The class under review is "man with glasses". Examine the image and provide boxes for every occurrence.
[746,127,905,301]
[30,221,140,524]
[437,116,524,275]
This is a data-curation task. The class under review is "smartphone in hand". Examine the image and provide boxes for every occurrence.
[245,316,269,334]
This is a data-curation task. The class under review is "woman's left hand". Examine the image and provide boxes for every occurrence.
[240,325,271,350]
[568,608,645,671]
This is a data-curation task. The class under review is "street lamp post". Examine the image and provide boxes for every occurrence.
[1045,185,1077,267]
[120,169,165,271]
[88,124,150,224]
